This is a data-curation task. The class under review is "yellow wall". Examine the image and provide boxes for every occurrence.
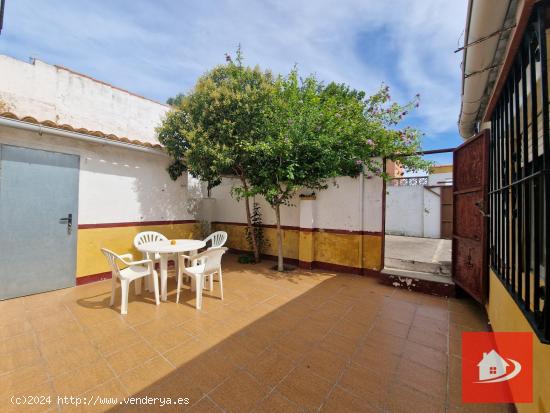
[299,231,314,264]
[76,222,200,278]
[432,164,453,174]
[212,223,299,260]
[313,231,361,268]
[362,234,383,271]
[313,232,382,271]
[212,223,382,273]
[78,221,383,279]
[487,270,550,413]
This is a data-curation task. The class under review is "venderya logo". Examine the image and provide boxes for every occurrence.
[475,349,522,383]
[462,332,532,403]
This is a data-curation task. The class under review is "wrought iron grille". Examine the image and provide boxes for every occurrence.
[489,1,549,342]
[390,176,428,187]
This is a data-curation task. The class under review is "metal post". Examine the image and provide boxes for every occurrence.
[529,26,541,315]
[522,33,531,311]
[536,2,550,339]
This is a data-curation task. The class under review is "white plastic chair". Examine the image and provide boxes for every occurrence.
[197,231,228,287]
[203,231,228,249]
[101,248,160,315]
[180,231,228,284]
[176,247,227,309]
[133,231,178,290]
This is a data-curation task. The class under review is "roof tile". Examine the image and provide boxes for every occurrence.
[0,112,163,150]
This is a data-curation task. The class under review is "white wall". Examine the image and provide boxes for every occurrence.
[428,172,452,186]
[363,175,384,233]
[0,127,196,224]
[0,55,168,145]
[314,177,360,231]
[423,187,442,238]
[385,186,442,238]
[209,174,383,233]
[386,186,424,237]
[209,177,300,227]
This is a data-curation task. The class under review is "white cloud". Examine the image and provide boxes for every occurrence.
[0,0,467,139]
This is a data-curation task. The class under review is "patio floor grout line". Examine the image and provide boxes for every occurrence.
[116,288,291,409]
[207,292,345,412]
[61,301,134,400]
[29,308,60,412]
[318,293,452,411]
[260,287,355,412]
[316,295,384,412]
[1,260,497,413]
[392,304,453,407]
[203,393,227,412]
[123,316,191,371]
[51,320,189,403]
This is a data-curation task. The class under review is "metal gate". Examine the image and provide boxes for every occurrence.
[0,144,79,300]
[440,186,453,239]
[452,131,489,303]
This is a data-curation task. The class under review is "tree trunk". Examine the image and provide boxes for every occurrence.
[241,178,260,262]
[275,204,284,271]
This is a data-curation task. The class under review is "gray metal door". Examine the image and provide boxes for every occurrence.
[0,144,79,300]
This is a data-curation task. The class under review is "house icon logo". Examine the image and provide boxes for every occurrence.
[476,349,522,383]
[462,332,532,403]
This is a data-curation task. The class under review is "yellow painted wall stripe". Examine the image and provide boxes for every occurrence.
[212,223,382,272]
[77,221,383,280]
[76,222,200,278]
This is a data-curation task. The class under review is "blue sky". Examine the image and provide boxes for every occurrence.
[0,0,467,164]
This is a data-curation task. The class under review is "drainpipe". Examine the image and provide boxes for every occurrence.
[0,116,167,156]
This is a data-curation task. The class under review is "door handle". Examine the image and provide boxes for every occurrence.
[59,213,73,234]
[466,248,474,267]
[474,200,490,218]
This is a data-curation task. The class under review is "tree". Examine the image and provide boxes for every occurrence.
[247,70,428,271]
[157,50,275,262]
[166,93,185,107]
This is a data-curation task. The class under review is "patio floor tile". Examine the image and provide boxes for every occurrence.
[385,382,446,413]
[0,363,50,398]
[395,358,447,401]
[64,379,127,413]
[339,364,391,410]
[402,339,448,373]
[277,365,333,411]
[319,331,359,358]
[246,350,296,388]
[188,396,224,413]
[299,346,348,383]
[352,341,400,374]
[0,254,504,412]
[117,356,174,394]
[105,339,158,376]
[0,347,42,373]
[252,391,302,413]
[51,359,115,397]
[321,386,380,413]
[209,370,268,412]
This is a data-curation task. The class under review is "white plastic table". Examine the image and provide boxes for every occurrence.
[136,239,205,301]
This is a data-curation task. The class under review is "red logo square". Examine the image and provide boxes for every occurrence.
[462,332,532,403]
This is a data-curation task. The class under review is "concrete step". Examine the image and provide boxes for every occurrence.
[384,257,451,275]
[381,267,455,297]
